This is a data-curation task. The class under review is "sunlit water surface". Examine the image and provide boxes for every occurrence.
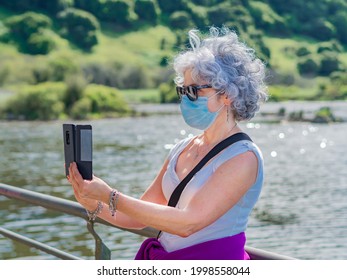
[0,101,346,260]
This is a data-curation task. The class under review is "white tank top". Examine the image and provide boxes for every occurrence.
[159,136,264,252]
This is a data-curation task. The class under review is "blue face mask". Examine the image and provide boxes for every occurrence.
[180,94,224,130]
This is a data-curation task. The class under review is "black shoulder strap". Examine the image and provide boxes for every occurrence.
[156,132,252,239]
[168,132,252,208]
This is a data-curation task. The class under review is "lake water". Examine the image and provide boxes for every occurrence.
[0,101,346,260]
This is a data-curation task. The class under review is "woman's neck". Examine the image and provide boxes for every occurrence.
[200,116,240,146]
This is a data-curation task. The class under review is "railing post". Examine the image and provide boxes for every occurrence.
[87,221,111,260]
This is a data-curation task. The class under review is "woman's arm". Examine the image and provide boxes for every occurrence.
[69,151,258,237]
[69,159,169,229]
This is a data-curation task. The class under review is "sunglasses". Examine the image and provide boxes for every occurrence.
[176,84,212,101]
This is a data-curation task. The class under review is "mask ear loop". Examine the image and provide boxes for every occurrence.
[207,90,225,113]
[226,106,229,124]
[207,89,225,99]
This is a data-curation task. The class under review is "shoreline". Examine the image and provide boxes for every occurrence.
[0,100,346,123]
[131,100,347,123]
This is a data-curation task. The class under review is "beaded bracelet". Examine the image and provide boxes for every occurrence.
[86,201,103,221]
[109,189,120,217]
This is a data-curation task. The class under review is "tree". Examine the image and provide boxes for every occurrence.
[27,32,55,55]
[207,3,234,27]
[319,54,340,76]
[297,57,319,77]
[0,0,73,14]
[74,0,101,15]
[98,0,134,25]
[304,19,336,41]
[134,0,158,24]
[57,8,99,50]
[169,11,193,30]
[5,12,52,39]
[157,0,186,14]
[331,11,347,44]
[4,12,54,54]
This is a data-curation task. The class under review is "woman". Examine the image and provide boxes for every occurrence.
[68,27,268,260]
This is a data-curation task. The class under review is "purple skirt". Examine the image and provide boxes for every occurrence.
[135,232,250,260]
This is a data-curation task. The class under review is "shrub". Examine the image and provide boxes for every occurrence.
[57,8,99,50]
[4,12,55,54]
[47,56,79,81]
[0,0,73,14]
[134,0,158,25]
[98,0,135,26]
[118,64,152,89]
[2,83,65,120]
[304,19,336,41]
[296,46,310,57]
[248,30,271,61]
[312,107,336,123]
[191,0,216,6]
[75,0,101,15]
[1,81,131,120]
[4,12,52,40]
[37,0,74,15]
[169,11,194,30]
[63,75,87,113]
[159,81,178,103]
[317,81,347,100]
[84,84,130,115]
[297,56,319,77]
[249,1,288,36]
[329,71,347,85]
[267,69,295,85]
[0,65,10,86]
[330,11,347,44]
[82,63,152,89]
[82,63,121,88]
[31,64,50,84]
[319,53,340,76]
[207,3,234,27]
[26,31,55,55]
[70,98,92,119]
[191,9,208,29]
[0,20,9,42]
[157,0,186,13]
[317,41,343,54]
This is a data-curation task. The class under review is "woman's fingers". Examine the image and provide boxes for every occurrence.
[68,162,83,189]
[71,162,84,181]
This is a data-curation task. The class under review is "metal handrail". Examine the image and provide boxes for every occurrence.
[0,182,158,237]
[0,182,295,260]
[0,226,82,260]
[0,182,157,260]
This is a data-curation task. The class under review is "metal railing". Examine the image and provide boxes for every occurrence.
[0,182,295,260]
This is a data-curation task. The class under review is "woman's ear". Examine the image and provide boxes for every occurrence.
[223,95,232,106]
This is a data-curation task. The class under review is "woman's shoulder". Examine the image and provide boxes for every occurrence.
[213,138,264,170]
[167,136,194,161]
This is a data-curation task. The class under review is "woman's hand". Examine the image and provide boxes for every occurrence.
[67,162,112,208]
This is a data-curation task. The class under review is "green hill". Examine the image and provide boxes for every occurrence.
[0,0,346,120]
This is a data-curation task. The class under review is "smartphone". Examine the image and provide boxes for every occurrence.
[63,124,93,180]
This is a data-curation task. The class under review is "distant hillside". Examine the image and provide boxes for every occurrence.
[0,0,346,112]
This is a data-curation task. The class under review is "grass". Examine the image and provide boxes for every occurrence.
[264,36,316,73]
[120,88,160,103]
[268,85,318,101]
[78,25,176,67]
[0,7,345,103]
[0,90,13,105]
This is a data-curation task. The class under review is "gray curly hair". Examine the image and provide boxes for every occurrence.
[173,27,268,121]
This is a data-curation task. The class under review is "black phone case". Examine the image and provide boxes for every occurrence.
[63,124,93,180]
[63,124,76,177]
[76,125,93,180]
